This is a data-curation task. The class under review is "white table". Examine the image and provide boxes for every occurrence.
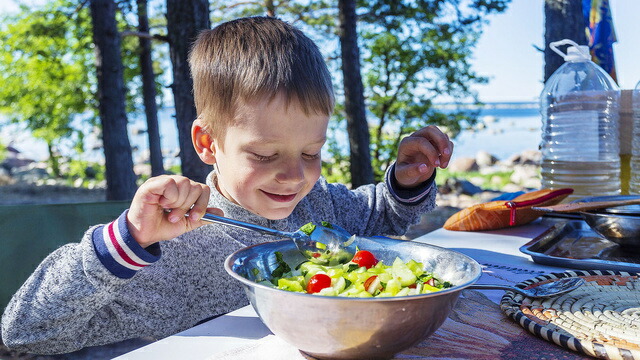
[117,220,573,360]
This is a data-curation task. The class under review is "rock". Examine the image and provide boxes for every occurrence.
[504,150,541,166]
[475,151,498,167]
[501,183,528,193]
[0,171,13,186]
[467,176,485,187]
[490,175,504,187]
[1,157,34,173]
[85,166,98,179]
[134,164,152,177]
[441,178,483,196]
[90,141,103,151]
[521,150,542,164]
[448,157,479,173]
[482,115,497,123]
[521,177,541,190]
[12,163,49,183]
[509,165,540,187]
[135,149,151,164]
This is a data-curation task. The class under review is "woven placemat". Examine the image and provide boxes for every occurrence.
[500,270,640,359]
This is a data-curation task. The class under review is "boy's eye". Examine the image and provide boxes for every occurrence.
[303,153,321,160]
[252,153,276,162]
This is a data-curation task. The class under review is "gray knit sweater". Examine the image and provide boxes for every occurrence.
[1,169,436,354]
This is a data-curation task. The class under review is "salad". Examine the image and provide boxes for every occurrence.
[267,249,453,298]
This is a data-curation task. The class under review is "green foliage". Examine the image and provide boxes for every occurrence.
[353,0,510,182]
[436,168,515,191]
[0,141,6,162]
[0,0,509,187]
[0,0,168,182]
[0,0,95,176]
[61,159,105,187]
[209,1,510,186]
[167,164,182,175]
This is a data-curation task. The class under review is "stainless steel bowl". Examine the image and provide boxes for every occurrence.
[576,195,640,248]
[225,237,482,360]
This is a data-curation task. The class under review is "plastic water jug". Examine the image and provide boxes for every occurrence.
[540,39,621,202]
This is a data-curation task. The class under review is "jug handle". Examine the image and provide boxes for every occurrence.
[549,39,588,60]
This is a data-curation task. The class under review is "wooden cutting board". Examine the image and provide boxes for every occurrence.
[532,198,640,213]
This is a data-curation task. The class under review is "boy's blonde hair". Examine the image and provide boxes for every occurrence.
[189,16,335,142]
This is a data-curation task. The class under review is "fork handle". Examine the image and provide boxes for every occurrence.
[197,212,286,238]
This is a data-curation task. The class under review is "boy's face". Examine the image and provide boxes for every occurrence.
[212,94,329,220]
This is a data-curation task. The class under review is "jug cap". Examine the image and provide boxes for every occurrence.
[549,39,590,62]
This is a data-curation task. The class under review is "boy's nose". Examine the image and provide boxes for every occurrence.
[275,158,305,184]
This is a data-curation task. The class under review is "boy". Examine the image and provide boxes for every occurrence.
[1,16,452,354]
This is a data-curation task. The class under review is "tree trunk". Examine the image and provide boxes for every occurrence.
[137,0,164,176]
[90,0,137,200]
[544,0,587,82]
[47,142,60,178]
[338,0,374,187]
[166,0,211,183]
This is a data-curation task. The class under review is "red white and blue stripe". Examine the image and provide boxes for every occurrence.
[92,211,161,279]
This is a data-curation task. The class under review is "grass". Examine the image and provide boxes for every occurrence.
[436,168,518,192]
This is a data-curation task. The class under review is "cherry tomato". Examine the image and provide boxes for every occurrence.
[351,250,378,269]
[307,274,332,294]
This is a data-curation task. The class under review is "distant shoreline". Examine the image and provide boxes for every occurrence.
[433,101,538,110]
[2,102,542,164]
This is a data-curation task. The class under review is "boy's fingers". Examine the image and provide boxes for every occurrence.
[166,182,206,223]
[401,131,454,169]
[412,125,450,147]
[399,136,440,168]
[409,126,453,167]
[194,207,225,225]
[440,140,454,168]
[206,207,224,216]
[398,162,429,179]
[187,185,212,222]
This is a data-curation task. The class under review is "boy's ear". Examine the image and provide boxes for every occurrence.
[192,119,216,165]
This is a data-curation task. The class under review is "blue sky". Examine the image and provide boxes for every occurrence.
[471,0,640,102]
[1,0,638,103]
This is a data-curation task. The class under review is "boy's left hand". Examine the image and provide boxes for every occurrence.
[394,125,453,188]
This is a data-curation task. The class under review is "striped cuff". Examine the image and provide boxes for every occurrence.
[92,210,161,279]
[385,163,436,205]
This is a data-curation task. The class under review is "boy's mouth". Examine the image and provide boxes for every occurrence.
[261,190,297,203]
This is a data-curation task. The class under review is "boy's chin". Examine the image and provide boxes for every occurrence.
[251,203,298,220]
[260,208,295,221]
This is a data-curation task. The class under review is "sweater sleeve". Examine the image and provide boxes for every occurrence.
[385,162,436,205]
[1,213,249,356]
[92,210,161,278]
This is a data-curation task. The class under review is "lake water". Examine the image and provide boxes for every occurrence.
[451,104,541,161]
[1,103,542,165]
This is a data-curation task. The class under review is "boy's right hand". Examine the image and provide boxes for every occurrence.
[126,175,223,248]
